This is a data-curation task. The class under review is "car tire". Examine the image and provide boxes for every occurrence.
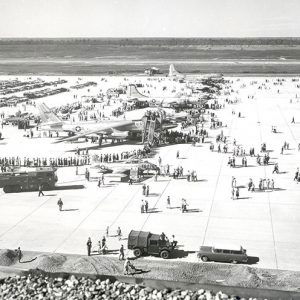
[133,248,142,258]
[160,250,170,259]
[201,256,209,262]
[231,260,238,264]
[3,185,10,193]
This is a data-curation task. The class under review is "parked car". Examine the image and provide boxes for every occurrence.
[197,245,248,264]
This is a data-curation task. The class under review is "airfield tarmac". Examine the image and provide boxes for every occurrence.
[0,76,299,272]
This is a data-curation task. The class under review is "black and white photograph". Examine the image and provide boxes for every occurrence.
[0,0,299,299]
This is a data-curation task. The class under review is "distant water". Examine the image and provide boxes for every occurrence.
[0,38,299,75]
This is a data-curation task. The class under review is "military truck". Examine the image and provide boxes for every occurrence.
[127,230,175,259]
[0,167,58,193]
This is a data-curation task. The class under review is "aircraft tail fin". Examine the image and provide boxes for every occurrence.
[127,84,148,99]
[37,102,62,124]
[168,64,182,77]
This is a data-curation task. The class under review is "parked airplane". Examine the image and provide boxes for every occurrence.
[91,156,160,176]
[37,102,145,142]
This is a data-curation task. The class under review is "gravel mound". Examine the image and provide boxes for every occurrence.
[0,249,18,266]
[0,274,258,299]
[32,254,67,272]
[63,257,100,274]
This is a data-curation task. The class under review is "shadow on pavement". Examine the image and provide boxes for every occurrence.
[171,249,196,259]
[20,257,37,263]
[184,208,202,213]
[146,208,162,214]
[234,197,251,200]
[54,185,85,190]
[246,256,260,264]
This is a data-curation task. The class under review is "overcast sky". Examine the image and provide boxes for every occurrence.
[0,0,299,38]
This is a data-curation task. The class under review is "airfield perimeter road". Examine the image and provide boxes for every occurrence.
[0,76,299,273]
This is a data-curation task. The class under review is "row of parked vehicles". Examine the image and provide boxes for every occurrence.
[128,230,250,264]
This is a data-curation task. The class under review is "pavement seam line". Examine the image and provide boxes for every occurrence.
[255,96,278,270]
[140,177,172,231]
[201,106,235,246]
[52,184,119,253]
[0,195,54,239]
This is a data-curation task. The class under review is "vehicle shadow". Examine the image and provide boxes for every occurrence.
[171,249,196,259]
[53,184,85,190]
[246,256,260,264]
[146,208,162,214]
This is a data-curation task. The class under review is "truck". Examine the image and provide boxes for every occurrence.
[0,167,58,193]
[127,230,175,259]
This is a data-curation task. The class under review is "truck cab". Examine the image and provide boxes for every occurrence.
[128,230,175,259]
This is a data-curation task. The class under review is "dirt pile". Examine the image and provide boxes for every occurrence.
[31,254,67,272]
[0,249,18,266]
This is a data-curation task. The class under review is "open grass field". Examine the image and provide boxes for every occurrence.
[0,38,300,75]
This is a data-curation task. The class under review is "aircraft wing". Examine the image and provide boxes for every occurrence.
[53,120,134,143]
[53,127,111,143]
[37,102,62,123]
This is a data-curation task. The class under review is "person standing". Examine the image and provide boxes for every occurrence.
[145,200,149,213]
[142,184,146,195]
[124,258,130,275]
[57,198,63,211]
[106,226,109,237]
[146,185,149,197]
[101,236,106,248]
[231,187,235,199]
[117,226,122,241]
[16,247,22,263]
[87,237,92,256]
[97,177,101,188]
[167,196,171,208]
[141,200,145,213]
[38,184,44,197]
[236,187,240,199]
[119,244,125,260]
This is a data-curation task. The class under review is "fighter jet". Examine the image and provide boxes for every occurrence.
[91,156,160,176]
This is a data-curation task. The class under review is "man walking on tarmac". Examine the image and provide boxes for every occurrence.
[38,184,44,197]
[57,198,63,211]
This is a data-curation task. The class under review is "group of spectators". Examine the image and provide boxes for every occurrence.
[0,155,90,171]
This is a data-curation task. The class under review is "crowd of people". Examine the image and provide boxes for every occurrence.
[0,155,90,171]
